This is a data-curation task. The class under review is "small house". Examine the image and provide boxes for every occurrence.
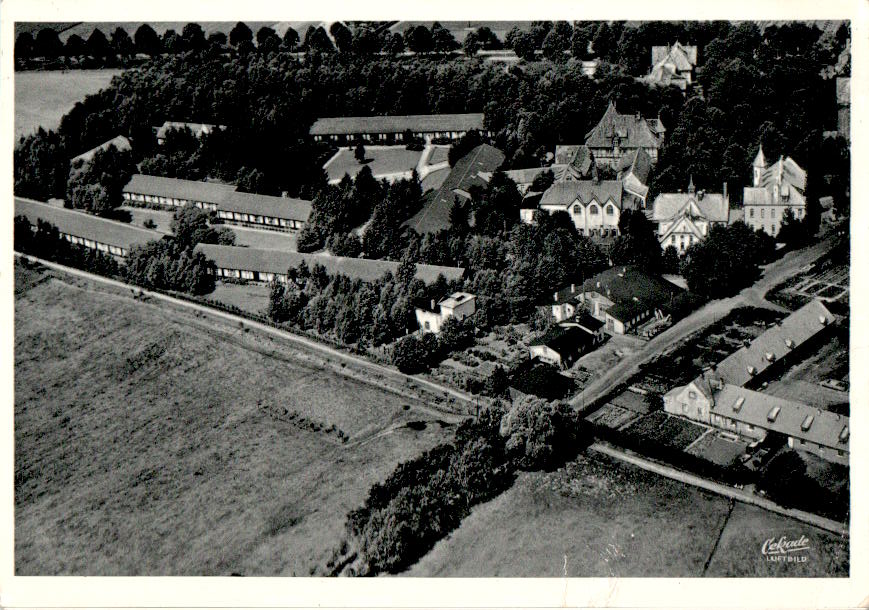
[415,292,477,334]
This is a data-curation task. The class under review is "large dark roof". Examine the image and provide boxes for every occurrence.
[530,325,596,354]
[310,113,485,136]
[585,102,664,150]
[539,180,623,208]
[71,135,132,165]
[15,198,160,251]
[582,266,683,322]
[124,174,236,205]
[221,191,312,222]
[194,244,465,285]
[407,144,505,234]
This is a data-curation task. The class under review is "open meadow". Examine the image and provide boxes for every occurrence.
[15,69,123,140]
[408,452,849,577]
[14,261,451,575]
[325,147,423,182]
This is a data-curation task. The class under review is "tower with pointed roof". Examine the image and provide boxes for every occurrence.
[752,145,767,187]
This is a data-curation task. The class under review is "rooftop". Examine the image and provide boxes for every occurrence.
[539,180,624,208]
[585,102,665,150]
[194,244,466,285]
[652,191,729,223]
[581,266,683,321]
[651,42,698,69]
[15,198,160,252]
[440,291,476,309]
[70,135,132,165]
[124,174,237,205]
[529,324,596,354]
[310,113,485,136]
[713,300,835,387]
[221,190,312,222]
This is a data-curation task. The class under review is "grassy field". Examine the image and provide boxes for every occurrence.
[14,262,451,575]
[325,147,422,182]
[209,282,272,316]
[408,452,849,577]
[15,69,123,140]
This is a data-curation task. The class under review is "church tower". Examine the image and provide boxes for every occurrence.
[752,145,767,187]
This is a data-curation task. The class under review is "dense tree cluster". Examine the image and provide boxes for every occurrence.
[390,317,475,373]
[680,222,775,298]
[334,399,590,575]
[14,216,120,277]
[14,128,68,201]
[611,209,664,271]
[66,144,136,216]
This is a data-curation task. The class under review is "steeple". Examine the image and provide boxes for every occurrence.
[687,174,695,194]
[752,145,767,187]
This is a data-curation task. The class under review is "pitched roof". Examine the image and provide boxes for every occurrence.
[759,156,807,191]
[407,144,505,234]
[221,191,312,222]
[651,42,698,69]
[616,147,653,185]
[124,174,237,205]
[156,121,223,140]
[709,383,849,452]
[440,291,475,309]
[581,266,683,322]
[529,325,596,354]
[194,244,466,285]
[571,311,605,333]
[539,180,623,208]
[585,102,664,150]
[553,144,595,175]
[15,197,160,252]
[309,113,485,136]
[652,192,730,223]
[752,146,767,168]
[713,300,834,387]
[71,135,132,165]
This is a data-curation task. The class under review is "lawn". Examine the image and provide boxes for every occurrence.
[15,69,123,140]
[209,282,272,316]
[14,263,450,575]
[120,206,174,233]
[229,226,299,251]
[325,147,422,182]
[408,452,848,577]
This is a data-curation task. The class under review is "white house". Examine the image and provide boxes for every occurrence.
[652,178,730,253]
[538,180,625,237]
[415,292,477,334]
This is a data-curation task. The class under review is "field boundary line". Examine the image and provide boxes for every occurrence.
[589,441,848,537]
[15,253,479,413]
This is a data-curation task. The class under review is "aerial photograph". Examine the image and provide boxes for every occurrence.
[11,18,851,580]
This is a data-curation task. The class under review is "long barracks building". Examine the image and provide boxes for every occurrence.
[122,174,312,232]
[309,113,490,144]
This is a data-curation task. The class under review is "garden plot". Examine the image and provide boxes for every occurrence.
[686,431,748,467]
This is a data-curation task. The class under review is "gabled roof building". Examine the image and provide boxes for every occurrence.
[646,42,698,91]
[70,135,132,166]
[310,113,489,143]
[539,180,627,237]
[652,178,730,253]
[743,146,807,237]
[584,102,665,168]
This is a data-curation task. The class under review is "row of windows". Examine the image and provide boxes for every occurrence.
[61,233,126,256]
[571,202,618,216]
[216,268,287,283]
[216,210,304,229]
[124,192,218,211]
[748,206,804,219]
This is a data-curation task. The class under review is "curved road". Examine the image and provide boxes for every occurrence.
[571,235,838,412]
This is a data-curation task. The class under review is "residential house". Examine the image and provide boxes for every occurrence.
[155,121,224,145]
[415,292,477,334]
[194,243,466,285]
[663,376,849,465]
[15,197,159,259]
[615,147,653,208]
[309,113,490,144]
[70,135,132,166]
[743,146,807,237]
[651,178,730,253]
[578,266,684,334]
[538,180,626,237]
[646,42,698,91]
[528,325,598,369]
[584,101,665,168]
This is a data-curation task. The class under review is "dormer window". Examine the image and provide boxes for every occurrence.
[606,204,615,216]
[589,204,599,215]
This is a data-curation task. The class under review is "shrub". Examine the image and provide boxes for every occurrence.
[499,396,590,470]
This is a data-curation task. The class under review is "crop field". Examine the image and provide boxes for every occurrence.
[325,147,422,182]
[408,452,847,577]
[15,69,124,140]
[14,262,450,575]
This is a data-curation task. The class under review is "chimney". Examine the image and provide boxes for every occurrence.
[554,291,559,302]
[431,299,436,311]
[723,182,728,203]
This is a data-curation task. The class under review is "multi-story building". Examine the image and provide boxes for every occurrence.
[743,146,807,237]
[652,178,730,253]
[584,101,665,168]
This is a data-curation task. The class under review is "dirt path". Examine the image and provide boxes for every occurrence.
[16,254,477,420]
[570,236,837,412]
[590,442,848,536]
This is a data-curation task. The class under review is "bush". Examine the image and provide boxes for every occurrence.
[499,395,590,470]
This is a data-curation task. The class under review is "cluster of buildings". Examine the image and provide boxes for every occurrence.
[663,300,848,465]
[122,174,312,232]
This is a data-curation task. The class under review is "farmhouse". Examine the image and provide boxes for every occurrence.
[712,300,835,388]
[194,243,465,285]
[646,42,698,91]
[407,144,505,234]
[217,191,312,232]
[663,378,849,465]
[309,113,489,144]
[743,147,807,237]
[578,266,683,334]
[538,180,627,237]
[70,135,132,166]
[651,178,730,253]
[155,121,224,145]
[15,197,158,259]
[123,174,236,211]
[584,101,665,168]
[415,292,477,334]
[528,325,598,369]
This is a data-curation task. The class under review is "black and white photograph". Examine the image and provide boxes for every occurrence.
[1,0,867,606]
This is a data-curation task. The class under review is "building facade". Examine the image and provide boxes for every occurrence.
[652,179,730,253]
[584,102,665,168]
[310,113,490,144]
[742,147,807,237]
[415,292,477,334]
[539,180,626,237]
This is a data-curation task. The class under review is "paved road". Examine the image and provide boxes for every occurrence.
[16,253,476,422]
[590,441,848,536]
[570,235,838,412]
